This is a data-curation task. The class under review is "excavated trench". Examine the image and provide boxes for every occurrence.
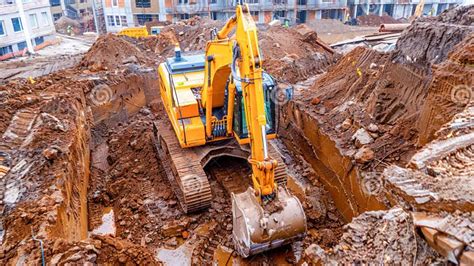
[78,68,352,263]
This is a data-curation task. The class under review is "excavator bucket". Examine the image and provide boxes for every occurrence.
[231,186,307,257]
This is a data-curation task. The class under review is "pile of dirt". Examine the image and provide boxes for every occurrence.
[154,17,337,83]
[306,19,378,44]
[259,25,337,84]
[80,34,148,70]
[417,35,474,145]
[392,5,474,66]
[297,5,473,172]
[357,14,399,26]
[304,208,443,264]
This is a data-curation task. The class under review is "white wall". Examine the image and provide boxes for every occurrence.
[0,3,55,51]
[102,0,134,32]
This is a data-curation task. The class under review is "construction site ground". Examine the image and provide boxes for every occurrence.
[1,6,473,265]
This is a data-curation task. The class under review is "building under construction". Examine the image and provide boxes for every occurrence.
[0,1,473,265]
[101,0,462,32]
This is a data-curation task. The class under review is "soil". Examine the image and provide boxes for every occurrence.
[357,14,400,26]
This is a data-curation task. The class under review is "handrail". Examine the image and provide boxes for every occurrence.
[169,71,187,145]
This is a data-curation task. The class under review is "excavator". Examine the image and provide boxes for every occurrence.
[152,3,306,257]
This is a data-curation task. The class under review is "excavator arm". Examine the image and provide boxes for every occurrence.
[204,4,277,197]
[201,4,307,258]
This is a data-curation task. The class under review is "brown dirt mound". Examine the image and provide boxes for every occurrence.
[259,25,337,84]
[392,5,474,66]
[417,34,474,145]
[357,14,399,26]
[80,34,148,70]
[296,6,473,172]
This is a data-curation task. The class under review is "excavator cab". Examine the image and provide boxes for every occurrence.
[233,72,277,140]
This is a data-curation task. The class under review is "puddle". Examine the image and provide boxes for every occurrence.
[156,242,194,266]
[4,184,19,204]
[91,207,116,236]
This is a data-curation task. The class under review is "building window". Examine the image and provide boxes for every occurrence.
[274,10,286,18]
[136,0,151,8]
[179,13,190,20]
[29,14,38,29]
[250,11,258,17]
[297,0,307,5]
[0,20,5,36]
[210,0,216,3]
[12,17,23,32]
[178,0,188,4]
[297,10,306,23]
[112,0,118,7]
[115,15,121,25]
[273,0,286,4]
[80,0,86,3]
[0,45,13,56]
[17,41,27,51]
[107,15,115,26]
[34,36,44,45]
[41,12,50,26]
[136,14,153,25]
[50,0,60,6]
[247,0,258,3]
[80,9,86,14]
[121,16,127,26]
[53,13,62,21]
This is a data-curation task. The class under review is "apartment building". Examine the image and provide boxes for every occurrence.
[102,0,134,32]
[49,0,94,22]
[100,0,463,31]
[349,0,462,20]
[0,0,55,56]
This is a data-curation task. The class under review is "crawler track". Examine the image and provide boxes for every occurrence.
[152,120,213,213]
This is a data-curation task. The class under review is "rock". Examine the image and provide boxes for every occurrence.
[367,123,379,133]
[166,237,178,248]
[145,235,153,244]
[129,139,138,148]
[310,97,321,105]
[50,253,64,266]
[122,55,138,64]
[65,252,82,262]
[273,42,280,48]
[352,128,374,147]
[140,107,151,115]
[304,244,325,264]
[354,147,375,163]
[43,147,59,160]
[161,221,186,237]
[341,118,352,131]
[53,238,66,253]
[317,107,326,115]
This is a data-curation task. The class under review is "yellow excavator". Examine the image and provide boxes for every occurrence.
[152,3,306,257]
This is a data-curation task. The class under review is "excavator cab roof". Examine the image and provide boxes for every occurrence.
[166,53,205,74]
